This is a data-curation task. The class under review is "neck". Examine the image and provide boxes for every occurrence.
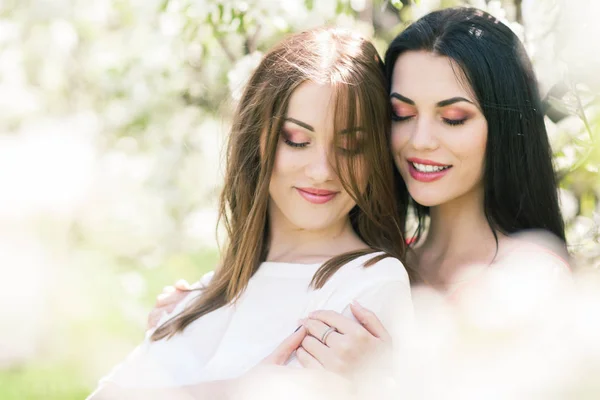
[266,205,364,264]
[418,187,498,281]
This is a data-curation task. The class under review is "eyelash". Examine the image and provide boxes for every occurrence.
[443,118,467,126]
[283,137,309,148]
[392,114,467,126]
[283,137,362,156]
[392,114,413,122]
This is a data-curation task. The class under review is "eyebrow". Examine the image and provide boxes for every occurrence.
[390,92,474,107]
[285,118,364,134]
[285,118,314,131]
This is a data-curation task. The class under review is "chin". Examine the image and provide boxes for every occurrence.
[408,191,445,208]
[411,198,440,207]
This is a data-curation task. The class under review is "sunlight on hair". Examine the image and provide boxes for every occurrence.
[314,29,363,72]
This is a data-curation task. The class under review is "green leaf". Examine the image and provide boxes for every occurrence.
[391,0,404,10]
[237,14,246,34]
[581,191,596,217]
[159,0,170,12]
[336,1,350,15]
[218,3,224,21]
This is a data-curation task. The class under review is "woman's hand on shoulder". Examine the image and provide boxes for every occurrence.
[239,327,354,400]
[296,301,391,377]
[259,325,308,365]
[147,279,191,329]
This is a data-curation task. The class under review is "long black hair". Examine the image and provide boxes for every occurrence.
[384,7,566,245]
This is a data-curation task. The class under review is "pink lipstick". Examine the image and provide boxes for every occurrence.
[296,187,338,204]
[407,157,452,183]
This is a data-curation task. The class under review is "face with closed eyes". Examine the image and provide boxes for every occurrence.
[390,50,488,208]
[268,81,366,233]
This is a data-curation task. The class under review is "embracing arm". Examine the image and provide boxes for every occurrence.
[88,380,231,400]
[87,326,308,400]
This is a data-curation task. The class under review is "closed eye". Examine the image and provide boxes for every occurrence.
[283,137,309,148]
[442,118,467,126]
[392,114,414,122]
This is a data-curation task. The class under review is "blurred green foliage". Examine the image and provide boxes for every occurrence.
[0,0,597,398]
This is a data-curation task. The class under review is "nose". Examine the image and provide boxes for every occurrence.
[304,145,335,183]
[409,117,439,152]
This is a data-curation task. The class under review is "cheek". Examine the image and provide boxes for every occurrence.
[390,125,409,155]
[270,146,311,200]
[470,121,488,164]
[453,121,487,171]
[272,144,301,178]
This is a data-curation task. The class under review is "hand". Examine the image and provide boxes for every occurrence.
[296,301,391,377]
[147,279,191,329]
[260,326,307,365]
[237,326,355,400]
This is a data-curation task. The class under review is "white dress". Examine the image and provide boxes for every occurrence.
[99,253,412,388]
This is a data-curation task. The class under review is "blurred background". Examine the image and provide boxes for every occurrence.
[0,0,598,398]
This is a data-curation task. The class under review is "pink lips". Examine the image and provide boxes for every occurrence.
[407,157,452,183]
[296,187,338,204]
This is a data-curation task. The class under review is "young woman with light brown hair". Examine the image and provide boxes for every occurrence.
[88,27,413,399]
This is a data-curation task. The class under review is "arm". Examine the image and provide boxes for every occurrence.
[88,380,231,400]
[88,325,308,400]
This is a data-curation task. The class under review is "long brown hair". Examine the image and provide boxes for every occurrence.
[152,28,409,340]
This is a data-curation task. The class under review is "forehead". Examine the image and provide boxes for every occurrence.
[286,81,335,120]
[286,81,366,132]
[391,50,474,102]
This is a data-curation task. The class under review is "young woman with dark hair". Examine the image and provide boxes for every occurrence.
[384,6,567,287]
[293,6,570,371]
[88,28,413,399]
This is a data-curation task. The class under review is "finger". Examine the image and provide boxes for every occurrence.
[162,285,176,294]
[155,290,187,308]
[300,335,342,369]
[308,310,361,335]
[350,301,391,341]
[174,279,191,290]
[296,346,323,369]
[301,318,335,342]
[263,326,307,365]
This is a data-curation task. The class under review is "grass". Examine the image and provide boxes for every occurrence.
[0,248,219,398]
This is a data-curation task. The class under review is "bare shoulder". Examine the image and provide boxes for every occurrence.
[495,230,571,275]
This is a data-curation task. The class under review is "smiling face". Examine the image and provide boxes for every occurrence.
[390,50,488,208]
[268,81,366,233]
